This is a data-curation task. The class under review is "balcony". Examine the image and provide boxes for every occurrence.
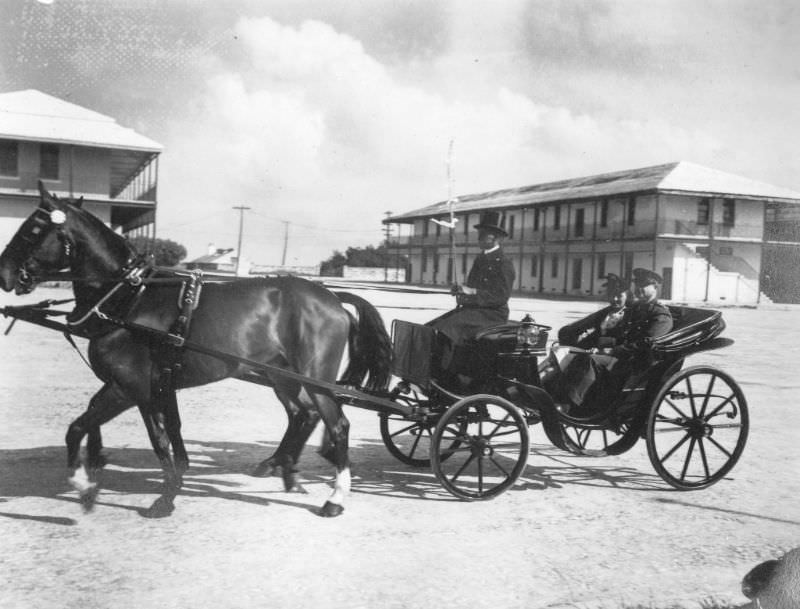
[657,219,762,240]
[764,222,800,243]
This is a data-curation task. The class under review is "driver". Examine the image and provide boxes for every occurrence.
[427,210,515,379]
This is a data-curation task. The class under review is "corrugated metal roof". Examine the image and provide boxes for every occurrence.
[389,161,800,222]
[0,89,162,152]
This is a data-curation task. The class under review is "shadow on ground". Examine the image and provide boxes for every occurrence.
[0,436,673,520]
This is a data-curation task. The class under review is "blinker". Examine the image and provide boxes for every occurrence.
[50,210,67,225]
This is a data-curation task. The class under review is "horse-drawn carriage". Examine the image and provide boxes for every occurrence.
[0,183,749,515]
[369,304,748,500]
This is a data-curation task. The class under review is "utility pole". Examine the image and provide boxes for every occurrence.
[383,211,393,282]
[281,221,289,266]
[233,205,251,276]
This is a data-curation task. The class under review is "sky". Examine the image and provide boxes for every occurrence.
[1,0,799,266]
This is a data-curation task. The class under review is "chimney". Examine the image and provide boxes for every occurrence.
[207,243,216,256]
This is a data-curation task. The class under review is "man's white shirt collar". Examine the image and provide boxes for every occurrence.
[483,245,500,254]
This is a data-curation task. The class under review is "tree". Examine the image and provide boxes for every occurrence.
[319,243,408,276]
[128,236,188,267]
[320,250,347,276]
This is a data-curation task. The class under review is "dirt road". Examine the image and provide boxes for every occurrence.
[1,286,798,609]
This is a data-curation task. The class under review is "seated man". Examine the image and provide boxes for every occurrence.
[557,268,673,410]
[557,273,631,349]
[427,210,515,379]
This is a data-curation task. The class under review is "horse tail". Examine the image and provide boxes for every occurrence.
[335,291,392,391]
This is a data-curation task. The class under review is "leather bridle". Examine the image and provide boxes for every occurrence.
[0,205,74,294]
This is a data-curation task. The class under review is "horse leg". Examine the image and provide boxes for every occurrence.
[161,387,189,476]
[138,403,184,518]
[66,382,134,511]
[313,391,351,518]
[86,426,107,470]
[253,383,320,493]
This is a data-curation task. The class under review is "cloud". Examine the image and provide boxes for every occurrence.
[157,14,719,266]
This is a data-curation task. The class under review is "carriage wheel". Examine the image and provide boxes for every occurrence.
[646,366,748,490]
[551,418,642,457]
[379,410,464,468]
[431,394,529,500]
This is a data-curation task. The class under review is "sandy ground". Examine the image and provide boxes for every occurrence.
[1,285,798,609]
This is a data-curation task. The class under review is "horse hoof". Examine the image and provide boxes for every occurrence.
[320,501,344,518]
[286,483,308,495]
[79,486,99,513]
[251,462,278,478]
[141,496,175,519]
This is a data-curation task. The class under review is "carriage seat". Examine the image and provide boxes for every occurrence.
[649,306,730,356]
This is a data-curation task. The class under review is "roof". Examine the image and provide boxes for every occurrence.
[0,89,162,152]
[388,161,800,222]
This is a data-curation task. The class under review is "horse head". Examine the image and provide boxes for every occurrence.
[0,182,85,294]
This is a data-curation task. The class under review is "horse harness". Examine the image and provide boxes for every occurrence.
[2,257,206,414]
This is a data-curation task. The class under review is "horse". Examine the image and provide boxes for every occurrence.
[0,182,392,518]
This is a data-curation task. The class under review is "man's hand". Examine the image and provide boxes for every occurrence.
[450,284,476,296]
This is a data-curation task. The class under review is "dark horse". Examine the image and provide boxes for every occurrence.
[0,183,392,517]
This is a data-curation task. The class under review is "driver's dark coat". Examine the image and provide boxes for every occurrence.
[427,247,515,346]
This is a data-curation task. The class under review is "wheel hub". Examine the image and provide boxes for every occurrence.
[686,418,712,439]
[470,436,493,457]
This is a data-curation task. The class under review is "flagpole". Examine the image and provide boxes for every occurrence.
[447,139,457,285]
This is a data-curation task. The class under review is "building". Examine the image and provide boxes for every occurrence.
[385,162,800,304]
[0,89,162,247]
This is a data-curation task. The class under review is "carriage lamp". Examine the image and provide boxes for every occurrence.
[516,314,539,350]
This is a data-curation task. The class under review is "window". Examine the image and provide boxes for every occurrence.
[554,206,561,230]
[533,208,540,231]
[421,249,428,273]
[531,254,538,277]
[422,220,429,237]
[597,253,606,278]
[507,215,515,239]
[463,214,469,235]
[0,140,19,176]
[697,199,710,225]
[599,200,608,227]
[551,255,559,278]
[40,143,59,180]
[462,254,468,275]
[574,208,585,237]
[722,199,735,226]
[433,253,439,274]
[435,219,442,236]
[571,258,583,290]
[627,197,636,226]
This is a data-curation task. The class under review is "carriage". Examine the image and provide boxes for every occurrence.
[0,183,749,515]
[361,305,748,500]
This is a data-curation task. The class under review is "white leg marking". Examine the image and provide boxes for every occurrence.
[328,467,351,506]
[68,465,96,493]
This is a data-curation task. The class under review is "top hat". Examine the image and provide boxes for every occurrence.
[632,268,663,286]
[474,211,508,237]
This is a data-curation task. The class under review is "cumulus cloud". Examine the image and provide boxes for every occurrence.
[158,14,719,266]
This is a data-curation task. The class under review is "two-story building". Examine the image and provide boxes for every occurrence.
[0,89,162,247]
[385,162,800,304]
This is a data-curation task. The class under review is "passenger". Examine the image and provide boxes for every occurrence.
[558,268,673,410]
[427,210,515,379]
[557,273,632,349]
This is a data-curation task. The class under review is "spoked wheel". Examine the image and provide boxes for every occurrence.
[379,410,464,467]
[646,366,748,490]
[431,394,529,500]
[554,418,642,456]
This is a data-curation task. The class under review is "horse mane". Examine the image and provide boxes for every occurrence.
[60,198,138,265]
